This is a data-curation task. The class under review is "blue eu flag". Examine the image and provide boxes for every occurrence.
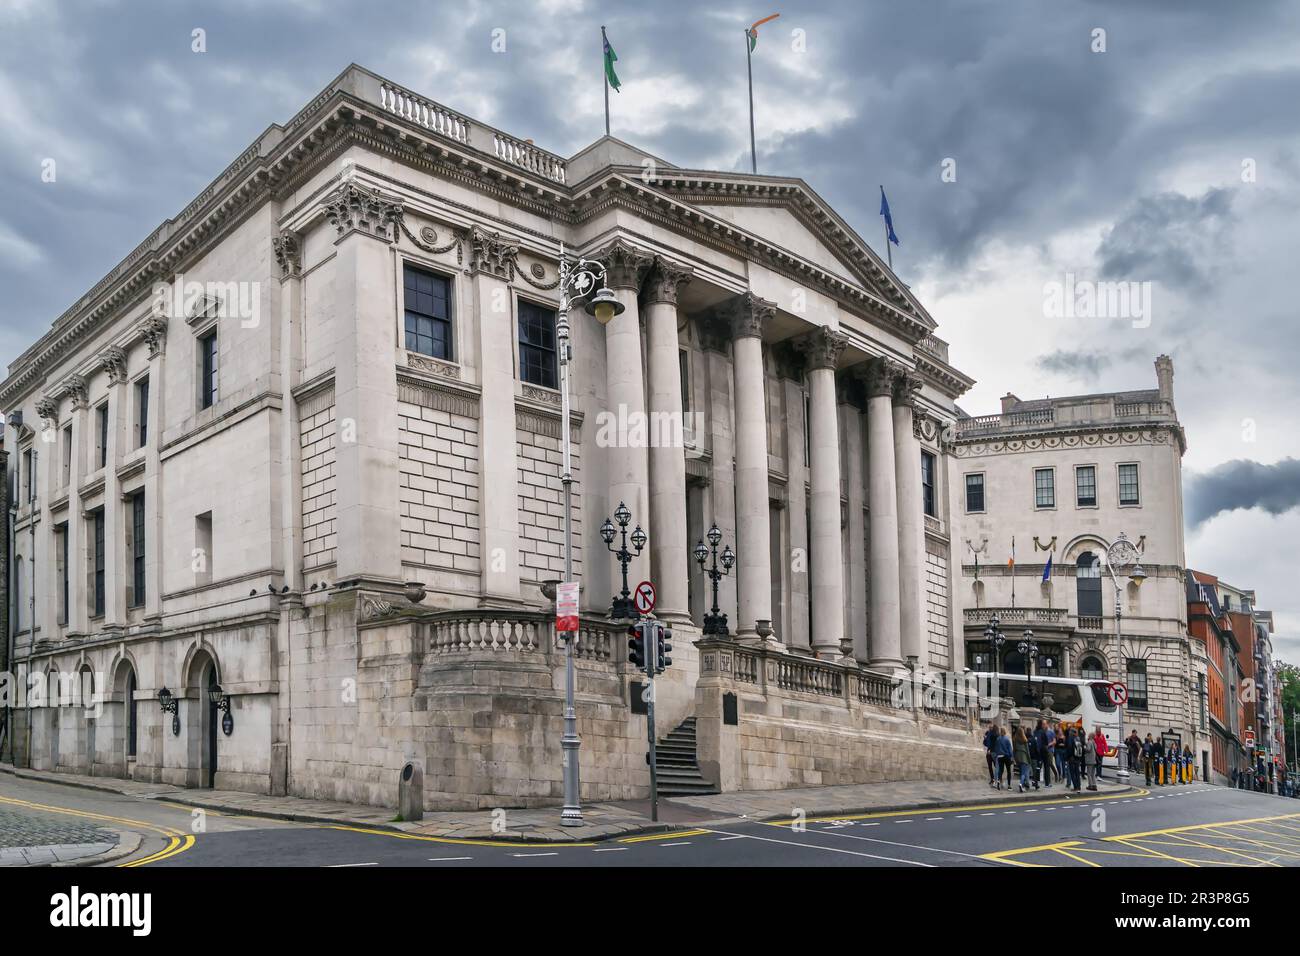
[879,186,900,245]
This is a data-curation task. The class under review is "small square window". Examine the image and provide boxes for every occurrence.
[517,300,558,389]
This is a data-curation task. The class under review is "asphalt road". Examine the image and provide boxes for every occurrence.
[3,773,1297,867]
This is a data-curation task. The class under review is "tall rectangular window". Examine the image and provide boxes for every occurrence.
[921,451,937,517]
[135,376,150,448]
[56,523,69,626]
[61,425,72,487]
[22,449,34,502]
[199,330,218,409]
[91,509,106,617]
[129,492,146,608]
[195,511,213,587]
[403,264,452,360]
[517,300,558,389]
[1034,467,1055,508]
[1075,465,1097,507]
[96,402,109,469]
[1118,463,1140,505]
[964,473,985,513]
[1126,659,1148,710]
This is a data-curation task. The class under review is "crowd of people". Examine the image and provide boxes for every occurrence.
[982,719,1110,793]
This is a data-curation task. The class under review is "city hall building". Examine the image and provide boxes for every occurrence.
[951,357,1203,754]
[1,65,984,809]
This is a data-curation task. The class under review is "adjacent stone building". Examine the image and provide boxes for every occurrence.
[951,357,1201,750]
[0,65,983,809]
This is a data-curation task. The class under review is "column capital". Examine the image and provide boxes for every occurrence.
[139,315,169,359]
[324,180,404,243]
[595,238,654,291]
[722,291,777,341]
[856,356,902,398]
[272,230,302,280]
[61,373,89,410]
[35,395,59,425]
[795,326,848,372]
[99,345,129,386]
[644,256,694,306]
[892,369,923,408]
[467,224,520,279]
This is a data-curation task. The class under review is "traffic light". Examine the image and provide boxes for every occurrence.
[656,625,673,673]
[627,622,646,668]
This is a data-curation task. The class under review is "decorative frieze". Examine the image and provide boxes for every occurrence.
[796,326,848,371]
[396,377,480,420]
[467,224,519,280]
[595,238,653,291]
[324,180,404,242]
[406,352,461,380]
[643,256,693,306]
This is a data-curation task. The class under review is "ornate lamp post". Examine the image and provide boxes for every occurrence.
[984,613,1006,699]
[1105,531,1147,778]
[1018,629,1038,707]
[693,523,735,636]
[554,244,623,827]
[600,501,646,620]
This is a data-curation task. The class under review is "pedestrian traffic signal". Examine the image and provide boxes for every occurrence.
[657,625,673,672]
[627,622,646,668]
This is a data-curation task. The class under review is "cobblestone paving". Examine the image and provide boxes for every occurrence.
[0,806,118,850]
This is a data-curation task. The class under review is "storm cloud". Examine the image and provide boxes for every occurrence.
[1186,458,1300,527]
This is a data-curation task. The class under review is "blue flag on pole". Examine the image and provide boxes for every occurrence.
[1042,553,1053,582]
[879,186,900,245]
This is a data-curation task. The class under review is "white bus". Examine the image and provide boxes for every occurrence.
[974,673,1124,769]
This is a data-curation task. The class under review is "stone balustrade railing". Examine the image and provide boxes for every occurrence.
[964,607,1069,627]
[492,132,567,183]
[378,80,471,144]
[420,608,622,664]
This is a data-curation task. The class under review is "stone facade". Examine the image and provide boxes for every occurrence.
[951,357,1198,751]
[0,66,979,808]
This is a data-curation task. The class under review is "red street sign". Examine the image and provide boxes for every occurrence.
[633,580,656,615]
[1106,681,1128,706]
[556,581,580,633]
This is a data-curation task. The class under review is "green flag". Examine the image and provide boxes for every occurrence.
[603,32,621,91]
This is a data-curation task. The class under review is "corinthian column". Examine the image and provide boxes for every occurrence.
[723,292,777,644]
[860,358,903,670]
[644,255,693,623]
[893,372,927,669]
[797,327,848,659]
[597,239,654,592]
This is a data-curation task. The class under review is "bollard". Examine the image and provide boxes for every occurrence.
[398,761,424,822]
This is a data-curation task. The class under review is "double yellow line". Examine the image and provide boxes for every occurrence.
[0,794,195,867]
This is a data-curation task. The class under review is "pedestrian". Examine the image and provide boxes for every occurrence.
[1085,724,1102,790]
[994,725,1014,790]
[1143,734,1156,786]
[1127,731,1141,775]
[1013,726,1032,793]
[1067,725,1085,791]
[1183,744,1194,783]
[984,722,998,785]
[1090,726,1108,790]
[1026,722,1042,790]
[1034,719,1054,789]
[1055,722,1069,782]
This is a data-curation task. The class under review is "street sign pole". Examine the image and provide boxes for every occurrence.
[645,619,659,823]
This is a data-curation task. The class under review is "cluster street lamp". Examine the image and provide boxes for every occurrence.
[600,501,647,620]
[984,613,1006,699]
[555,243,623,827]
[1105,530,1147,778]
[693,523,736,636]
[1017,629,1038,707]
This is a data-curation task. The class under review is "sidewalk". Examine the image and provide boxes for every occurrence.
[1,762,1134,844]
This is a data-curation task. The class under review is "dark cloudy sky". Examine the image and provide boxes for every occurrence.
[2,0,1298,656]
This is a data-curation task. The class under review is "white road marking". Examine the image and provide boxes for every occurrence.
[660,842,692,847]
[327,862,378,867]
[512,852,558,858]
[594,847,628,852]
[956,815,971,819]
[715,836,746,842]
[809,825,1020,866]
[925,817,943,822]
[895,820,913,824]
[701,828,935,866]
[427,856,472,862]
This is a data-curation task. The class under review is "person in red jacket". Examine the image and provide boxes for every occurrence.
[1091,727,1108,788]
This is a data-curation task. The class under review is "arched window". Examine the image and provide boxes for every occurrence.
[126,670,138,758]
[1076,551,1103,618]
[1079,655,1106,680]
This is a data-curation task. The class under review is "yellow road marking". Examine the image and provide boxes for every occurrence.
[320,824,597,848]
[0,793,193,866]
[981,839,1084,861]
[1051,847,1101,867]
[619,828,712,843]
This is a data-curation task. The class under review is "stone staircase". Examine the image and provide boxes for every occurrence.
[653,717,718,797]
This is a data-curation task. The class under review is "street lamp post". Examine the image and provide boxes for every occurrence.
[1018,629,1038,707]
[984,613,1006,701]
[693,524,735,636]
[1105,531,1146,778]
[555,243,623,827]
[600,502,646,620]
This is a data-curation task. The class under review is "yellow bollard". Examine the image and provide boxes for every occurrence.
[1157,762,1164,785]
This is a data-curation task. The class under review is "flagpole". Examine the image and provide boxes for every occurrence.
[881,184,893,271]
[1011,537,1016,610]
[602,25,611,137]
[746,29,757,173]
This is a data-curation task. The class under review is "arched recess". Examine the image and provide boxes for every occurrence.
[182,644,221,788]
[109,653,140,776]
